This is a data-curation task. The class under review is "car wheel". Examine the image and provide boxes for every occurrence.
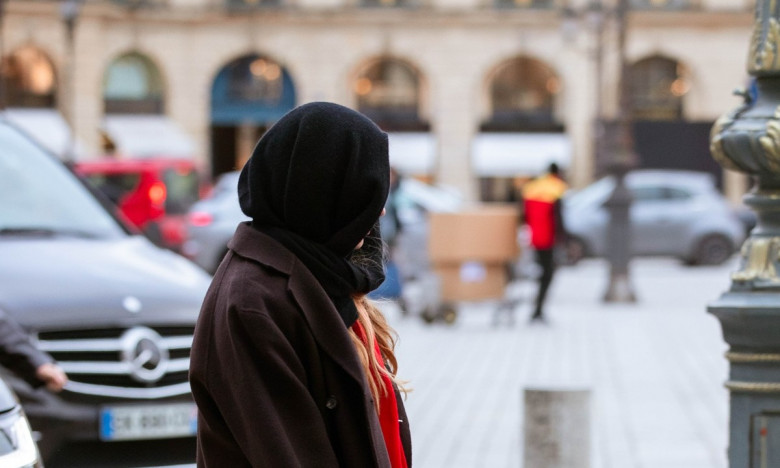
[420,307,437,324]
[438,304,458,325]
[692,234,734,266]
[563,237,587,265]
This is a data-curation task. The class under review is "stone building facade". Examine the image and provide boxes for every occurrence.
[1,0,756,201]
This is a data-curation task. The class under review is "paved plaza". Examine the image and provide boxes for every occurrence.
[386,256,738,468]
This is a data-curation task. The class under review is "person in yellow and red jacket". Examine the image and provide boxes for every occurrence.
[521,163,569,323]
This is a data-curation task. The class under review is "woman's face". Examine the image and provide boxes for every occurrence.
[354,208,386,250]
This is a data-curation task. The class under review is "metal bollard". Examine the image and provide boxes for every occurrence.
[523,387,591,468]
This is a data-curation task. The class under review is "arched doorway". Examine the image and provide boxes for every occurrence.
[626,55,721,185]
[210,54,296,178]
[473,55,569,202]
[353,56,433,179]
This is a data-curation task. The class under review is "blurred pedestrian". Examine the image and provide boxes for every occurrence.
[381,167,403,252]
[189,102,411,468]
[371,167,405,303]
[521,162,569,323]
[0,309,68,392]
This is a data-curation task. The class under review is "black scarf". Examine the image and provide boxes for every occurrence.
[238,102,390,327]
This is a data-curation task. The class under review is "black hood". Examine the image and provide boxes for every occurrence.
[238,102,390,258]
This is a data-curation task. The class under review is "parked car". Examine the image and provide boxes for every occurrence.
[0,377,43,468]
[74,157,202,252]
[0,120,211,467]
[734,204,757,237]
[182,172,465,275]
[182,171,249,274]
[563,170,745,265]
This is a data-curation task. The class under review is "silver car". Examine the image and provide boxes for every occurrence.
[182,171,248,273]
[563,170,745,265]
[183,172,465,275]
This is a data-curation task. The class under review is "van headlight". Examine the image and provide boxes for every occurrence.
[0,408,41,468]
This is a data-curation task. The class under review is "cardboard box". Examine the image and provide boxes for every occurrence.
[434,261,508,302]
[428,204,520,264]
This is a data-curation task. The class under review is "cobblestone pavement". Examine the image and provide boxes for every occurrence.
[384,256,737,468]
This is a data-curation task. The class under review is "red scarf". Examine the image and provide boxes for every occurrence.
[351,321,407,468]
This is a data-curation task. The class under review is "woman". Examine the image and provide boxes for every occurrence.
[189,102,411,468]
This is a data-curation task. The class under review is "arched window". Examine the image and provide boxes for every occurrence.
[103,52,165,114]
[483,56,562,132]
[226,0,282,7]
[630,56,688,120]
[226,56,283,104]
[494,0,555,8]
[361,0,412,6]
[630,0,690,9]
[1,46,57,108]
[354,58,427,131]
[211,54,295,124]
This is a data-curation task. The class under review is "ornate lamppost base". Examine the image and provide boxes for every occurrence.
[709,287,780,467]
[709,43,780,463]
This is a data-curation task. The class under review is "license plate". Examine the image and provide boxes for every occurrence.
[99,403,197,441]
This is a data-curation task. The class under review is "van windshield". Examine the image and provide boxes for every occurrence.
[0,124,125,239]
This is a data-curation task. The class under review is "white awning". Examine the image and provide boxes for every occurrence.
[102,115,195,159]
[471,132,571,177]
[3,108,82,159]
[388,132,436,176]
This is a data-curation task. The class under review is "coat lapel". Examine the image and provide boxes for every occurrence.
[287,272,391,468]
[286,267,366,385]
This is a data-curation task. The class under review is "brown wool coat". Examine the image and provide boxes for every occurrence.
[189,222,412,468]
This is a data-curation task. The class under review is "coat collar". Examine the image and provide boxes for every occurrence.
[228,222,368,387]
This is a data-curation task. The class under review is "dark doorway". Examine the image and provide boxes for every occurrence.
[209,124,268,179]
[210,126,237,177]
[599,120,721,188]
[634,120,721,187]
[210,54,295,181]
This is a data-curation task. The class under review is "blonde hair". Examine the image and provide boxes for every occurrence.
[348,295,408,412]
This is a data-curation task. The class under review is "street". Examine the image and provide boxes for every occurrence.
[386,256,734,468]
[59,256,735,468]
[0,1,761,465]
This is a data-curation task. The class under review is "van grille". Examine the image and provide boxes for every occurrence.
[36,326,194,399]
